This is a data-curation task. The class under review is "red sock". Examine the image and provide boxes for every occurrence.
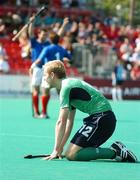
[41,95,50,114]
[32,95,39,114]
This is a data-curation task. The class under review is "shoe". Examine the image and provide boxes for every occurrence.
[110,141,137,163]
[40,113,50,119]
[33,112,40,118]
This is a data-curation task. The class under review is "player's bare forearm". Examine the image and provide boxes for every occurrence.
[57,17,69,37]
[28,16,35,38]
[12,5,48,41]
[54,120,65,152]
[43,118,67,160]
[60,110,76,148]
[12,25,29,41]
[29,59,41,75]
[12,16,35,41]
[44,108,69,160]
[28,22,33,38]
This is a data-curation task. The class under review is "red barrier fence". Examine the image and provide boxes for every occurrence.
[84,76,140,100]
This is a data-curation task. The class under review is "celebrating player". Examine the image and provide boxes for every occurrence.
[42,60,137,162]
[28,16,69,118]
[29,31,71,118]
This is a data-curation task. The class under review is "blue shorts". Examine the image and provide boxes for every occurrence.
[71,111,116,148]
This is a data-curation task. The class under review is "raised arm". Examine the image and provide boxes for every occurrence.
[57,17,69,37]
[28,15,36,38]
[12,15,35,41]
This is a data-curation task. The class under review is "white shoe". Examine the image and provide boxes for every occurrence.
[33,113,40,118]
[40,113,50,119]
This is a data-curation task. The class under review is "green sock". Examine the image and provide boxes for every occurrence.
[74,147,116,161]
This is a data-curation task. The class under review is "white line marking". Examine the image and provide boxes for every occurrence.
[0,132,53,139]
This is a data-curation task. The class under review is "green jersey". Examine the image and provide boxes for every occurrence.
[60,78,112,115]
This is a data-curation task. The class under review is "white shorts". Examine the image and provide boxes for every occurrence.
[41,76,50,89]
[31,66,50,89]
[31,67,43,86]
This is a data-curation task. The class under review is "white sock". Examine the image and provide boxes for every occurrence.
[112,88,117,101]
[117,88,123,100]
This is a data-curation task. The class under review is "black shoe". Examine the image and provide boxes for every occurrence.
[111,141,137,163]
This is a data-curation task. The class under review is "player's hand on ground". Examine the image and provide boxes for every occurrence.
[43,150,62,160]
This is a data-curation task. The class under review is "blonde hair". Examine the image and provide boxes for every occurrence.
[44,60,66,79]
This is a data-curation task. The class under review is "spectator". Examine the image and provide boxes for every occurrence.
[135,33,140,46]
[12,12,22,29]
[78,0,86,9]
[53,22,62,33]
[0,18,7,37]
[60,35,73,53]
[0,43,10,74]
[43,11,62,26]
[86,23,94,37]
[111,59,126,101]
[67,20,78,43]
[119,38,133,61]
[77,34,86,45]
[70,0,79,7]
[130,62,140,81]
[118,25,127,42]
[61,0,71,8]
[107,24,119,41]
[4,11,13,28]
[104,15,114,26]
[51,0,61,7]
[125,25,135,42]
[92,22,103,37]
[129,44,140,63]
[78,22,86,38]
[18,31,31,59]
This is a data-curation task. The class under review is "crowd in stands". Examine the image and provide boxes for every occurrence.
[0,2,140,80]
[0,42,10,74]
[0,0,90,9]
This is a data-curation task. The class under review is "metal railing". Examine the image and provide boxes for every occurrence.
[72,43,117,78]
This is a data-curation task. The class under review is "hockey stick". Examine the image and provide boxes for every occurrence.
[24,154,50,159]
[24,154,65,159]
[12,5,48,41]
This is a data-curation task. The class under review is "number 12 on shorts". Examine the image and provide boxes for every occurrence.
[79,124,93,138]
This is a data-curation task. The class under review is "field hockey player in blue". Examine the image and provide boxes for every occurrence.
[29,31,71,118]
[29,17,69,118]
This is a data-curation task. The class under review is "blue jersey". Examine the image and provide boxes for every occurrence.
[30,38,50,68]
[114,64,125,81]
[37,44,71,64]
